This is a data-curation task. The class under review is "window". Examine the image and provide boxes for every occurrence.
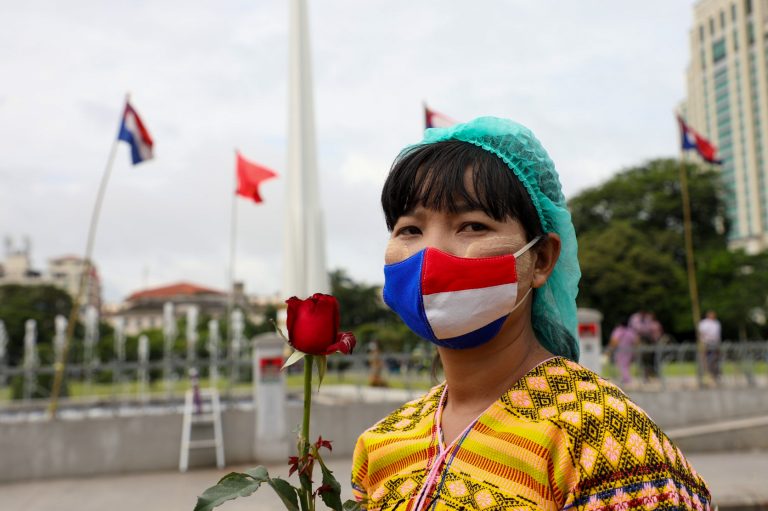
[700,25,705,42]
[720,10,726,28]
[746,0,753,15]
[710,17,715,35]
[732,3,738,20]
[714,38,728,62]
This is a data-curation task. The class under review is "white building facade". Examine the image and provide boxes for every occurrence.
[685,0,768,252]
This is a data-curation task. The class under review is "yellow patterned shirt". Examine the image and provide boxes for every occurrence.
[351,357,710,511]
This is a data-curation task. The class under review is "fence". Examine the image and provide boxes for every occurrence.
[1,341,767,411]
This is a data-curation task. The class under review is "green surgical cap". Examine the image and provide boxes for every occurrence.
[419,116,581,361]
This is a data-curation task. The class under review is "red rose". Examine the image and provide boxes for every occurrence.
[285,294,356,355]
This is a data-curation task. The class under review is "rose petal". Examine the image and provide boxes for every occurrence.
[286,294,340,355]
[323,332,356,355]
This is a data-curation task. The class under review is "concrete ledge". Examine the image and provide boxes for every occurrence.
[667,416,768,452]
[2,386,768,482]
[0,400,399,483]
[627,387,768,429]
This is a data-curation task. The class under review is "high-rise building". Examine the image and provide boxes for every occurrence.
[685,0,768,252]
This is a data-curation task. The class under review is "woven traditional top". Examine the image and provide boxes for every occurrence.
[351,357,710,511]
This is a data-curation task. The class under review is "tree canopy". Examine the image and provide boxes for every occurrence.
[571,158,768,341]
[0,284,73,365]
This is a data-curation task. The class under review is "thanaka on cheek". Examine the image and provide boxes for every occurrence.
[464,235,526,258]
[384,239,410,265]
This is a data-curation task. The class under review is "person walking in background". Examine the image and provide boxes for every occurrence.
[608,317,639,385]
[629,309,657,381]
[648,312,664,379]
[698,310,722,383]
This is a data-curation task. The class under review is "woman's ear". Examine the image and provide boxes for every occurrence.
[532,233,560,289]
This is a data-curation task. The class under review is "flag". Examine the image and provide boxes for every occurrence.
[236,152,278,203]
[424,104,457,129]
[118,101,154,165]
[677,115,722,164]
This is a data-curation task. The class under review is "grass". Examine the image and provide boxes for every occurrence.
[601,360,768,379]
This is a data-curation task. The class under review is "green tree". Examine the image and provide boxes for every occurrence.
[697,249,768,340]
[577,221,689,337]
[0,284,73,365]
[571,158,768,342]
[570,159,728,260]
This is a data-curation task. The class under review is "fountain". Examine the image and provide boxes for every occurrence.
[0,320,7,388]
[162,302,177,396]
[207,319,220,388]
[53,315,67,366]
[113,316,125,392]
[23,319,39,401]
[185,305,198,369]
[83,305,99,393]
[137,334,149,403]
[229,309,244,384]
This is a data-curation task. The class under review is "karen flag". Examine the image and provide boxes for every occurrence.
[677,115,721,164]
[236,152,278,204]
[424,104,457,129]
[118,101,154,165]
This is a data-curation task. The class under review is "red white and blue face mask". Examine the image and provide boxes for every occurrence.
[383,236,541,350]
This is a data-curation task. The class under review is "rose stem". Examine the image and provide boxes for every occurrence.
[302,354,314,510]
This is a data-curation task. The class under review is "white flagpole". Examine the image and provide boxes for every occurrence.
[227,153,239,351]
[49,93,128,418]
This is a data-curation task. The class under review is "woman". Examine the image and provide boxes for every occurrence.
[351,117,710,510]
[609,318,639,385]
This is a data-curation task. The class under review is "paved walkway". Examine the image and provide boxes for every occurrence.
[1,451,766,510]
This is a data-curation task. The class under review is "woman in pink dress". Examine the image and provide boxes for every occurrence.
[609,318,639,385]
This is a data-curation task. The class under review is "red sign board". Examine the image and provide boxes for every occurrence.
[259,356,283,382]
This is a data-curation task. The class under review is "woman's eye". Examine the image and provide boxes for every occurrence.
[396,225,422,236]
[460,222,488,233]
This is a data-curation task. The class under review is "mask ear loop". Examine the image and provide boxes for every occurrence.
[508,285,534,314]
[510,235,543,313]
[512,234,544,258]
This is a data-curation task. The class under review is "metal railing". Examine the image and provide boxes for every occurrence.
[1,341,766,413]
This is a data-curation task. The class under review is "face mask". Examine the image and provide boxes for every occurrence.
[383,236,541,349]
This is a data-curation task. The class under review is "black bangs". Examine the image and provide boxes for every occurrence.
[381,140,543,238]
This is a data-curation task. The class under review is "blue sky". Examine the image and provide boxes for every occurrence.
[0,1,695,302]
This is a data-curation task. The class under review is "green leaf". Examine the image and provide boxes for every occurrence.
[282,349,306,369]
[318,459,343,511]
[193,472,266,511]
[342,500,364,511]
[244,466,270,481]
[316,355,327,388]
[267,477,300,511]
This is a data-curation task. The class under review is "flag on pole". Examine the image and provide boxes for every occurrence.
[677,115,722,164]
[424,104,457,129]
[118,101,154,165]
[236,152,278,203]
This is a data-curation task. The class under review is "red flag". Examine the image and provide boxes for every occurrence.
[236,152,278,203]
[424,104,457,129]
[676,115,722,164]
